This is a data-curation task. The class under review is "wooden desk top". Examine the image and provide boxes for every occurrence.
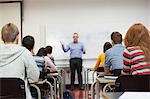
[96,77,116,84]
[47,73,59,76]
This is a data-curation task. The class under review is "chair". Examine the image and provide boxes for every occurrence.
[30,84,41,99]
[0,78,26,99]
[115,75,150,92]
[30,79,54,99]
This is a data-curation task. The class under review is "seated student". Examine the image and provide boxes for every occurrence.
[104,32,124,76]
[122,23,150,75]
[0,23,39,99]
[22,36,51,98]
[93,42,112,73]
[36,47,58,73]
[22,35,35,55]
[22,36,57,73]
[22,35,45,77]
[45,45,55,65]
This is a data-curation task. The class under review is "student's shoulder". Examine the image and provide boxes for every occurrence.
[126,46,141,52]
[19,46,33,56]
[105,47,113,54]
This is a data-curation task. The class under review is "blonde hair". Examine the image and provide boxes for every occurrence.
[124,23,150,61]
[1,23,19,43]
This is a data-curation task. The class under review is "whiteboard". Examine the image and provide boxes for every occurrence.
[39,0,148,60]
[46,24,111,60]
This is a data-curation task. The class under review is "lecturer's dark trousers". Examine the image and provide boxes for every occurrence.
[70,58,83,87]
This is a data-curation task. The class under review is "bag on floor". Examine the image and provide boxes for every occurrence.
[63,90,74,99]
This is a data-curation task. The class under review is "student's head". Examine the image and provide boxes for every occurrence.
[103,42,112,53]
[36,47,47,57]
[1,23,19,44]
[45,46,53,54]
[111,32,122,45]
[124,23,150,61]
[22,35,35,52]
[73,33,79,43]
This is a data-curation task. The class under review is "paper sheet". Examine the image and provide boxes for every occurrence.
[119,92,150,99]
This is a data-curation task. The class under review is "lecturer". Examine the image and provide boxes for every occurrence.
[61,33,86,90]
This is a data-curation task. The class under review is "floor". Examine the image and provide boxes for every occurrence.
[66,86,91,99]
[71,88,85,99]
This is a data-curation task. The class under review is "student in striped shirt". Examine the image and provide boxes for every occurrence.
[122,23,150,75]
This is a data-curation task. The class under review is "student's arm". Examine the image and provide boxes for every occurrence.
[93,54,102,70]
[23,50,40,83]
[45,56,57,72]
[104,51,111,74]
[122,49,131,75]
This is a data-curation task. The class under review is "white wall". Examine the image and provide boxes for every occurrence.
[0,5,2,44]
[148,0,150,27]
[22,0,149,67]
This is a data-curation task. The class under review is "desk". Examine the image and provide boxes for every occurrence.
[47,73,59,76]
[91,77,116,99]
[97,77,116,84]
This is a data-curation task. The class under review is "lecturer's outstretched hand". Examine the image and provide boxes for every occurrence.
[60,40,64,45]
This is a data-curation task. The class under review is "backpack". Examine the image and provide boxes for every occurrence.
[63,90,74,99]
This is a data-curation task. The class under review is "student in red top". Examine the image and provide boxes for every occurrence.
[122,23,150,75]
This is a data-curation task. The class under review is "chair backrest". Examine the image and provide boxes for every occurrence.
[115,75,150,92]
[0,78,26,99]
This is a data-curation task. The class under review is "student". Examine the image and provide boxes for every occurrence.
[122,23,150,75]
[22,35,35,55]
[45,45,55,65]
[22,35,44,74]
[93,42,112,72]
[0,23,39,99]
[36,47,57,73]
[22,36,56,97]
[60,33,86,90]
[22,36,57,73]
[104,32,124,76]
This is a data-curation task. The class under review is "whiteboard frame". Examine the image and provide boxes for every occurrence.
[0,0,23,39]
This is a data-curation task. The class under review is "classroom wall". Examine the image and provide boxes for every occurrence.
[22,0,149,67]
[148,0,150,27]
[0,7,2,44]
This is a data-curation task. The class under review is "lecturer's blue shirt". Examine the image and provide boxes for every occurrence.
[62,42,85,59]
[104,44,124,70]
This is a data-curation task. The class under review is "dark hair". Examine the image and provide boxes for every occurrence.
[22,35,35,51]
[103,42,112,52]
[36,48,47,56]
[1,23,19,43]
[111,32,122,44]
[45,46,53,54]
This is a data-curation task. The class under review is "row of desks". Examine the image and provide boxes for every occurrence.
[30,68,64,99]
